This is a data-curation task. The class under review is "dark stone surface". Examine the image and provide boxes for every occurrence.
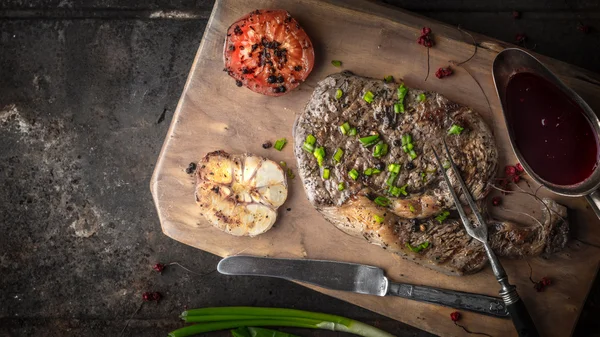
[0,1,598,336]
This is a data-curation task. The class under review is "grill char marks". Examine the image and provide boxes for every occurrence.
[294,72,569,275]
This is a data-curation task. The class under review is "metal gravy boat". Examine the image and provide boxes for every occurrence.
[492,48,600,219]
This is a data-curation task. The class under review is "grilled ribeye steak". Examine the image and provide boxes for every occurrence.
[294,72,569,275]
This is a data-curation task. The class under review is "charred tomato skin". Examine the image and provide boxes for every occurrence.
[223,9,315,96]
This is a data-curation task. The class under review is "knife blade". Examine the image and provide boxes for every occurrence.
[218,255,509,318]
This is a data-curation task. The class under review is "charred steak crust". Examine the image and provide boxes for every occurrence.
[295,71,498,216]
[294,72,569,275]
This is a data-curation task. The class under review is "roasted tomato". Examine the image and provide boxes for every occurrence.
[224,9,314,96]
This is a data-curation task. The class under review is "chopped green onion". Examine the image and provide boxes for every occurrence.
[409,150,418,160]
[385,172,398,186]
[382,143,389,156]
[322,168,330,180]
[363,91,375,104]
[407,143,414,151]
[396,84,408,114]
[408,204,416,213]
[384,75,394,83]
[287,168,295,179]
[402,145,408,153]
[388,184,408,197]
[331,60,342,67]
[402,134,412,145]
[443,161,451,169]
[373,142,388,157]
[335,88,343,100]
[406,241,430,253]
[397,84,408,101]
[387,163,401,174]
[365,168,381,176]
[393,103,402,114]
[373,142,388,158]
[338,182,345,191]
[399,184,409,196]
[435,210,450,223]
[313,146,325,167]
[274,138,287,151]
[417,93,426,102]
[305,134,316,146]
[359,134,380,147]
[333,148,344,163]
[339,122,350,135]
[420,172,426,182]
[373,214,384,224]
[302,142,315,153]
[374,196,390,207]
[348,127,357,136]
[448,124,465,135]
[172,307,395,337]
[348,169,359,180]
[279,161,287,169]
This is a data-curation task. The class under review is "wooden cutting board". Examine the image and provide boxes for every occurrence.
[150,0,600,335]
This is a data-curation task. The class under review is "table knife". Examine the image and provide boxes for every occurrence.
[218,255,509,318]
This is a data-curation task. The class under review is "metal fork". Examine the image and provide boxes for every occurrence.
[433,139,540,337]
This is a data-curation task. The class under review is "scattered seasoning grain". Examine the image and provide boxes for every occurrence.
[186,162,197,174]
[142,292,162,302]
[515,163,524,173]
[435,67,453,79]
[505,165,517,176]
[152,263,165,273]
[515,33,527,44]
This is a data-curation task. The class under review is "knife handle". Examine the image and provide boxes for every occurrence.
[387,282,509,318]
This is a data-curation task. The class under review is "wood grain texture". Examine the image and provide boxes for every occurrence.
[150,0,600,336]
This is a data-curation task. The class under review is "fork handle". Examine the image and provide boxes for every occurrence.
[506,297,540,337]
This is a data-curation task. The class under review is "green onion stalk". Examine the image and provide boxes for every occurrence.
[169,307,395,337]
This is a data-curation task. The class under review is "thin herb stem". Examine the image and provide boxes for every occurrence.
[488,182,565,226]
[456,25,477,66]
[167,262,216,277]
[119,302,144,337]
[450,62,492,116]
[498,205,543,229]
[455,322,493,336]
[526,260,536,284]
[424,47,431,81]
